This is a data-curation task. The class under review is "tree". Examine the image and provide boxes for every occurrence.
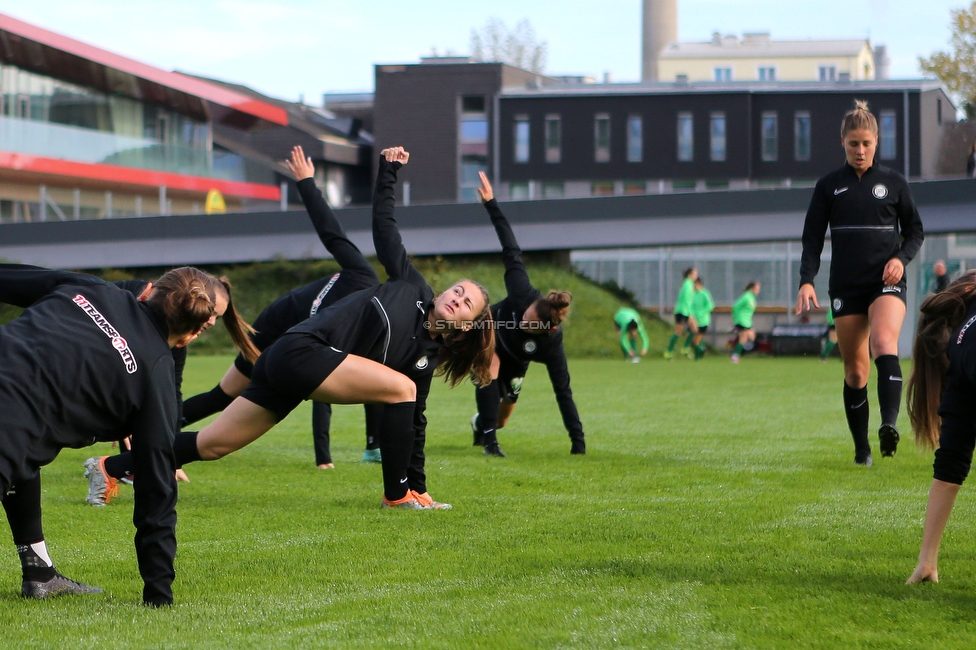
[919,1,976,119]
[469,17,548,74]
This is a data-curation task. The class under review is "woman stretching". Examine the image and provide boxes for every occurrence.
[90,147,495,510]
[905,272,976,584]
[0,264,240,605]
[470,173,586,457]
[795,100,924,465]
[177,146,382,469]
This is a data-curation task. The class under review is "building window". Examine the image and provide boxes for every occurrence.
[627,115,642,163]
[514,116,530,163]
[710,113,726,162]
[542,182,564,199]
[510,183,530,200]
[794,112,811,161]
[460,119,488,143]
[879,110,897,160]
[818,66,837,81]
[761,112,778,161]
[592,182,614,196]
[757,66,776,81]
[545,114,561,163]
[623,181,646,195]
[459,155,488,202]
[594,113,611,162]
[677,112,694,162]
[714,67,732,82]
[459,95,489,202]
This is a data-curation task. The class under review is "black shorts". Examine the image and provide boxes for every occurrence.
[240,332,348,422]
[733,324,751,333]
[829,279,907,318]
[697,325,709,334]
[674,313,689,325]
[497,355,530,403]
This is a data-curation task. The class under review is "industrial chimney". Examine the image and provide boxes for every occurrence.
[642,0,677,82]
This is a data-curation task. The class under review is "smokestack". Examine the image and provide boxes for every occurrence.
[642,0,678,82]
[873,44,889,80]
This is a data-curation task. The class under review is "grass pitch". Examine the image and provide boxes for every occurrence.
[3,354,976,648]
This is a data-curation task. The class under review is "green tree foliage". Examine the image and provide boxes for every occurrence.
[469,17,548,74]
[919,1,976,118]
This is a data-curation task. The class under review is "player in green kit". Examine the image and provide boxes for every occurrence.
[820,308,838,361]
[689,277,714,360]
[665,267,697,359]
[731,282,761,364]
[614,307,649,362]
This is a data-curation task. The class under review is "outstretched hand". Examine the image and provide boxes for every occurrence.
[477,171,493,203]
[906,562,938,584]
[285,145,315,181]
[380,146,410,165]
[794,283,820,315]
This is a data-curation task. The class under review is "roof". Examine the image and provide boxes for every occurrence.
[0,12,288,126]
[660,36,871,60]
[502,79,948,99]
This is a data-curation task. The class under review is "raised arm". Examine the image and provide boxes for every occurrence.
[286,146,377,280]
[372,148,426,287]
[478,172,536,301]
[0,264,106,307]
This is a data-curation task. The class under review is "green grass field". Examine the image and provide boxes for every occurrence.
[4,354,976,649]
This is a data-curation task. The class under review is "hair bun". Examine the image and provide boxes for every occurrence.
[854,99,870,111]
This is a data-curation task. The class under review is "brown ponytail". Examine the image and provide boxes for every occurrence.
[841,99,878,138]
[148,267,217,338]
[215,276,260,363]
[436,279,495,387]
[534,290,572,328]
[907,271,976,448]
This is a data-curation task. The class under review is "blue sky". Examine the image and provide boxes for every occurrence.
[4,0,969,103]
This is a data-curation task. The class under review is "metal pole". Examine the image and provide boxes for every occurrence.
[105,191,113,218]
[135,195,142,217]
[903,90,910,178]
[403,181,411,206]
[73,188,81,219]
[39,185,47,221]
[159,186,168,216]
[280,181,288,211]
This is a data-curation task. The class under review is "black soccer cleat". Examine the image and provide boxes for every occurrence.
[483,442,506,458]
[571,439,586,455]
[22,572,103,599]
[879,424,900,458]
[854,454,873,467]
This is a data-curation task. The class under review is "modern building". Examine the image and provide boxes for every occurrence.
[372,57,545,204]
[0,13,373,223]
[657,33,881,83]
[496,79,956,200]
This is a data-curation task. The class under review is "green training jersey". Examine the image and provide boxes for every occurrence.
[732,291,757,329]
[691,288,715,327]
[614,307,649,353]
[674,277,695,316]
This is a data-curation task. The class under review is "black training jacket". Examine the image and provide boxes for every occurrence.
[484,199,584,441]
[246,179,379,352]
[0,265,178,606]
[939,300,976,424]
[799,163,924,293]
[290,158,443,445]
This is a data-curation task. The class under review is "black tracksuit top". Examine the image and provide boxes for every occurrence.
[247,179,378,350]
[0,266,178,606]
[290,157,443,429]
[484,199,584,440]
[799,163,924,293]
[939,300,976,424]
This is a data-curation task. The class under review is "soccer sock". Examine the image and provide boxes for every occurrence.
[364,404,383,451]
[181,384,234,426]
[377,402,417,502]
[875,355,903,427]
[475,380,500,440]
[667,334,679,352]
[843,382,871,457]
[683,332,695,348]
[821,340,837,360]
[733,343,744,356]
[312,402,333,465]
[695,344,705,360]
[3,477,56,581]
